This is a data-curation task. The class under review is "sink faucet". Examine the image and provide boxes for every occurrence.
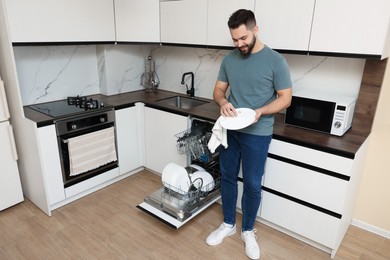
[181,72,195,97]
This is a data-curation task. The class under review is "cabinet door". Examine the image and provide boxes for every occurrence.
[37,125,65,206]
[115,106,142,175]
[261,191,341,249]
[0,122,23,210]
[144,107,188,173]
[255,0,315,51]
[260,138,355,252]
[309,0,390,58]
[5,0,116,43]
[268,139,353,175]
[207,0,255,47]
[160,0,208,45]
[115,0,160,42]
[264,158,349,214]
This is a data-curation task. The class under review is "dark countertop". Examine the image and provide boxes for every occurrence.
[24,89,369,159]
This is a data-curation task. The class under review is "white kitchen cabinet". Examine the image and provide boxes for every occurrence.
[0,121,24,210]
[144,107,188,173]
[261,191,342,249]
[264,157,349,214]
[254,0,315,51]
[207,0,255,47]
[309,0,390,59]
[115,0,160,42]
[4,0,116,43]
[160,0,254,47]
[160,0,208,45]
[115,106,143,175]
[259,138,369,258]
[36,125,65,206]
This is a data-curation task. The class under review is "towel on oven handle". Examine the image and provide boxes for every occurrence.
[67,126,117,176]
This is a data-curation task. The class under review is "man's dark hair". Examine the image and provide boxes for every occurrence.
[228,9,256,30]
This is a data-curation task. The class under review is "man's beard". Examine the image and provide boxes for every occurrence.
[238,36,256,57]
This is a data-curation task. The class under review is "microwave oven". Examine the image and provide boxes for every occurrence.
[285,93,357,136]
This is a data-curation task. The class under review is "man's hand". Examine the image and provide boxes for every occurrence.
[220,100,237,117]
[253,110,262,123]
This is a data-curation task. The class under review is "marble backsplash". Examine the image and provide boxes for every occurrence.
[13,45,100,105]
[13,44,365,105]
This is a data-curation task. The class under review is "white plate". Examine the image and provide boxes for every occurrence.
[219,108,256,130]
[190,171,215,192]
[162,163,191,194]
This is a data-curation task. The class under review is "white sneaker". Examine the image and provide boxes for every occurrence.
[241,229,260,259]
[206,223,236,246]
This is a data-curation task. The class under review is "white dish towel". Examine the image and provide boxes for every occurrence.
[67,127,117,176]
[207,116,228,153]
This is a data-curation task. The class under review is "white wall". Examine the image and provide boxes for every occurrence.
[353,59,390,237]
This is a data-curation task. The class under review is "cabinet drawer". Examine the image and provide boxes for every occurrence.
[264,158,348,214]
[260,191,340,249]
[269,139,353,176]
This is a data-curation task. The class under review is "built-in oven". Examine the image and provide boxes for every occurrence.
[55,109,118,188]
[28,95,119,188]
[137,118,221,229]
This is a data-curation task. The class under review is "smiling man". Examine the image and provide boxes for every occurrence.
[206,9,292,260]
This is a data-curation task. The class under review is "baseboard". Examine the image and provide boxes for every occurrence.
[351,219,390,239]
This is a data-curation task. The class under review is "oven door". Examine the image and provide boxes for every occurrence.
[59,125,118,187]
[56,110,118,188]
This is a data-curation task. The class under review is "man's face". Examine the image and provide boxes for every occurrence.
[230,24,257,56]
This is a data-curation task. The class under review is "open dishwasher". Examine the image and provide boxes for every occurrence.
[137,119,221,229]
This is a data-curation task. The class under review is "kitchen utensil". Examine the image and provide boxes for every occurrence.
[219,108,256,130]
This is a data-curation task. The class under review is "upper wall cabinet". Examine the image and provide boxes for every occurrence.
[4,0,116,43]
[115,0,160,42]
[207,0,255,47]
[255,0,390,59]
[309,0,390,59]
[255,0,315,52]
[160,0,208,45]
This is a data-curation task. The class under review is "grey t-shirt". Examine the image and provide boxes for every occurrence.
[218,45,292,136]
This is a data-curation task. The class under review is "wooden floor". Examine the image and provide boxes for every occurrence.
[1,170,389,260]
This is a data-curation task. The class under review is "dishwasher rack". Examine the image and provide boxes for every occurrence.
[162,176,220,201]
[175,120,213,163]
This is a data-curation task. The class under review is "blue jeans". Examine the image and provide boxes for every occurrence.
[219,130,272,231]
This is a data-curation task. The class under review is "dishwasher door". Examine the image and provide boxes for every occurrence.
[137,118,220,229]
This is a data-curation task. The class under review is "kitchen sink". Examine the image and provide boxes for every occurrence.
[156,96,209,109]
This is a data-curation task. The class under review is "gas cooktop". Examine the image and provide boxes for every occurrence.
[28,96,113,119]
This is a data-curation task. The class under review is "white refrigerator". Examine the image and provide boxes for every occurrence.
[0,76,23,210]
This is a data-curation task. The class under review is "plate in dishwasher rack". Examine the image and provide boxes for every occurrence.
[161,163,191,194]
[191,171,214,192]
[220,108,256,130]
